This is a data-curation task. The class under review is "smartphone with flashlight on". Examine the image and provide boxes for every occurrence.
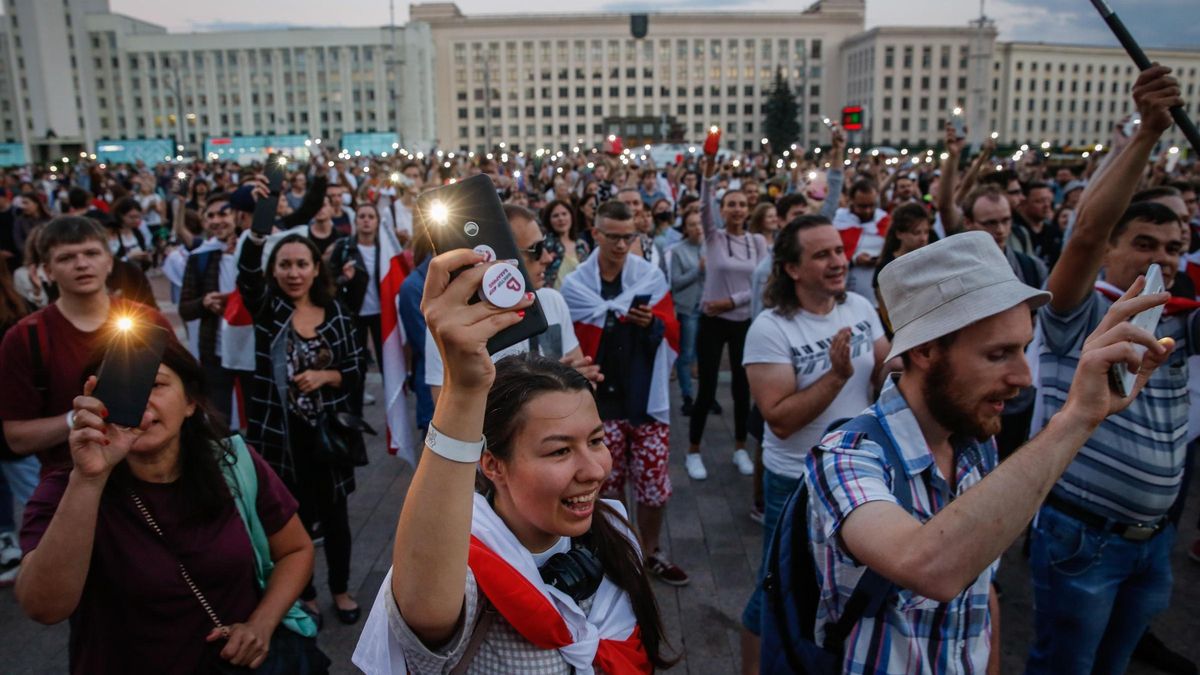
[251,154,286,236]
[1109,263,1165,398]
[951,108,967,140]
[93,316,171,428]
[417,174,548,354]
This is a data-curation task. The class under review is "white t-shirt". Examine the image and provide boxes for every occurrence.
[358,243,381,316]
[424,286,580,387]
[136,193,162,226]
[743,292,884,480]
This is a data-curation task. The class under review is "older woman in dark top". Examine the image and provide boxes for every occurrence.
[16,337,315,674]
[239,230,365,627]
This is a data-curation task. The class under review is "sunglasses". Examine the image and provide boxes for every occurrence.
[520,239,548,258]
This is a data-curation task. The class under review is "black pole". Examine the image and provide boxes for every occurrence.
[1090,0,1200,155]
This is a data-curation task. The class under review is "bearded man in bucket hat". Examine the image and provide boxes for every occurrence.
[803,230,1174,674]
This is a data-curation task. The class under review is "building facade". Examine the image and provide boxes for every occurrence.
[414,0,866,153]
[0,0,1197,163]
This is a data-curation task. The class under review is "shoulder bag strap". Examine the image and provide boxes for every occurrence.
[822,411,914,652]
[128,488,230,637]
[449,597,498,675]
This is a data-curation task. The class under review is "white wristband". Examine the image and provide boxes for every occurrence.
[66,410,77,431]
[425,424,485,463]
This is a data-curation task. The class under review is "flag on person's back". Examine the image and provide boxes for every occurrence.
[379,224,415,463]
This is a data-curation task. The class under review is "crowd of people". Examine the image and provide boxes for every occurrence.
[0,59,1196,674]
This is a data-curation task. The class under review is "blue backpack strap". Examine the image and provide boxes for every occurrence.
[819,410,914,653]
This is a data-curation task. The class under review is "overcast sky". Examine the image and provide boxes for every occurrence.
[101,0,1197,49]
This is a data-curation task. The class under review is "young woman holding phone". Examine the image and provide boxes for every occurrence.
[354,249,675,674]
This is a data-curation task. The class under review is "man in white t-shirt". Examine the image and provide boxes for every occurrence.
[738,214,891,674]
[425,205,601,401]
[833,179,888,307]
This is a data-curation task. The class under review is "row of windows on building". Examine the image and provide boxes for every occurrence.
[453,37,822,65]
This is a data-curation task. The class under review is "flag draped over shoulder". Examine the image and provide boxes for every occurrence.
[378,224,415,462]
[560,253,679,425]
[352,493,651,675]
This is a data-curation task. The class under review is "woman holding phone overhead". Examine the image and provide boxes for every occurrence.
[354,249,675,674]
[238,229,366,627]
[15,338,321,674]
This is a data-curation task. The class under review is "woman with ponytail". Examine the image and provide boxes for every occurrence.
[354,249,675,674]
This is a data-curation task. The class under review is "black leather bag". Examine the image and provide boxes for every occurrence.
[314,411,375,467]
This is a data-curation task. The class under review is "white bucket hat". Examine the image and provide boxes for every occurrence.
[879,231,1051,361]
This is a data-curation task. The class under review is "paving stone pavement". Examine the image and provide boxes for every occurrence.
[1,287,1197,672]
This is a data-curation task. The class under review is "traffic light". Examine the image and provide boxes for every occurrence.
[842,106,864,131]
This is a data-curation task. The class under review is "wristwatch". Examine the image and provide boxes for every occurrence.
[425,424,486,464]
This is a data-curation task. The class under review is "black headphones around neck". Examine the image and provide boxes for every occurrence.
[539,540,604,603]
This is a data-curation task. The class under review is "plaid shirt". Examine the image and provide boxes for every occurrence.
[237,236,363,499]
[806,377,998,675]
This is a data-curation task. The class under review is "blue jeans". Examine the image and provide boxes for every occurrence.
[742,468,802,635]
[674,310,699,399]
[0,455,41,532]
[1026,504,1175,675]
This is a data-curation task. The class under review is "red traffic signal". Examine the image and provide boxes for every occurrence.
[842,106,864,131]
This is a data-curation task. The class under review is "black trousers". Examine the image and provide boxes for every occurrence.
[287,414,352,598]
[200,358,237,429]
[689,315,751,445]
[352,314,383,414]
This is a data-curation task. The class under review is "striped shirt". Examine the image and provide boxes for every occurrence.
[806,378,998,675]
[1037,291,1193,524]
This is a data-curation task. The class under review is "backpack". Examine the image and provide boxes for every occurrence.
[759,412,915,675]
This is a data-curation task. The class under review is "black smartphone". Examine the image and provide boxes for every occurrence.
[417,174,548,354]
[252,154,285,236]
[93,318,170,428]
[632,293,652,309]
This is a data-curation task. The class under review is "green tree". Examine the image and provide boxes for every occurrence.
[762,68,800,153]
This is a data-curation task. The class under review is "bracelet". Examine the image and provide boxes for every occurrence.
[66,410,77,431]
[425,424,485,464]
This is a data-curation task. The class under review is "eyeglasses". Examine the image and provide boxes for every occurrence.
[520,239,548,258]
[597,230,638,244]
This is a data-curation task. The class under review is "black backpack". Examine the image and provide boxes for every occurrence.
[759,412,915,674]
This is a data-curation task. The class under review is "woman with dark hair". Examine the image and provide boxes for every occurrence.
[107,197,153,268]
[13,193,51,260]
[186,178,212,213]
[354,250,675,673]
[540,199,590,289]
[328,202,387,410]
[16,336,321,674]
[748,202,781,247]
[238,230,365,627]
[872,202,932,333]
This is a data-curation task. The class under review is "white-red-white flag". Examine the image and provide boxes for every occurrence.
[378,225,415,463]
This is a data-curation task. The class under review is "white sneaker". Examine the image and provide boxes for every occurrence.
[0,532,19,568]
[685,453,708,481]
[732,449,754,476]
[363,392,376,406]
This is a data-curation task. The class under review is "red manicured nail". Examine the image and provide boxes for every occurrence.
[517,310,526,318]
[101,407,109,418]
[525,292,534,300]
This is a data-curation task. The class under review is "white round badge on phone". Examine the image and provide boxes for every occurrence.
[472,244,497,263]
[479,262,526,309]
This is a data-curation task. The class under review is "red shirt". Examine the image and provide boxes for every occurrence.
[0,298,171,475]
[20,448,298,675]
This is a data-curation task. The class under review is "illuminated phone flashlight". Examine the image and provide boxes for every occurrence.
[808,171,818,181]
[276,156,288,167]
[990,131,999,140]
[390,171,401,183]
[116,316,135,332]
[952,107,963,117]
[428,200,449,225]
[1169,146,1180,154]
[177,171,187,180]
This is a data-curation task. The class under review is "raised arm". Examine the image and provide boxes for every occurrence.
[699,155,723,236]
[830,284,1171,602]
[391,251,534,645]
[237,234,270,316]
[955,137,997,204]
[937,121,966,235]
[818,128,847,221]
[1047,65,1181,313]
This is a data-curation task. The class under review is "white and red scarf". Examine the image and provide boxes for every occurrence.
[353,493,651,674]
[832,206,890,259]
[559,253,679,425]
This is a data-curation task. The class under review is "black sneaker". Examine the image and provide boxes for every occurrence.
[681,395,694,416]
[1133,631,1198,675]
[710,400,723,414]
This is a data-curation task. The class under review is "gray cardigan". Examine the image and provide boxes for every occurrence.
[669,239,705,314]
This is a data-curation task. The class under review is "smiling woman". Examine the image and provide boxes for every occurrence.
[354,249,676,674]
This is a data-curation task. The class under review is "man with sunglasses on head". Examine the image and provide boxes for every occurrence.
[177,192,243,426]
[424,204,601,405]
